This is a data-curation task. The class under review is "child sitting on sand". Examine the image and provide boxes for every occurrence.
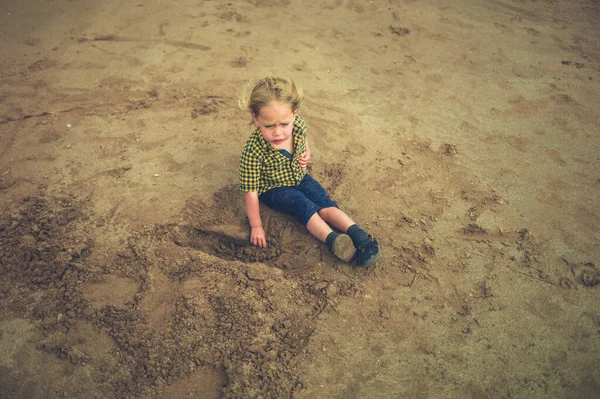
[238,76,380,266]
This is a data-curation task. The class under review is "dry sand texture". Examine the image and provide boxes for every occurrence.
[1,0,599,398]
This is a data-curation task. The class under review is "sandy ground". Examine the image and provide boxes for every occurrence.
[1,0,599,397]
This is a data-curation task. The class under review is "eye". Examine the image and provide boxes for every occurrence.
[281,123,289,127]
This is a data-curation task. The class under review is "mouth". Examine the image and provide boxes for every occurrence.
[272,139,284,144]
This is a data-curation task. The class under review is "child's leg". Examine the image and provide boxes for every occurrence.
[318,206,380,266]
[294,174,379,265]
[306,213,355,262]
[317,207,355,233]
[260,186,356,262]
[306,212,333,242]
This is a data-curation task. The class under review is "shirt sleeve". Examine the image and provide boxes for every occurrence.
[239,138,263,192]
[293,115,308,156]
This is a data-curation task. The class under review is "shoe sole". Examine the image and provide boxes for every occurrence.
[332,234,356,263]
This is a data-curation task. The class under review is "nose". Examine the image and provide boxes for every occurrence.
[274,126,284,137]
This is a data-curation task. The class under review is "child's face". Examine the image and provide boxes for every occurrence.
[253,101,296,146]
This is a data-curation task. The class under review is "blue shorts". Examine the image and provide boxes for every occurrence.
[259,168,338,225]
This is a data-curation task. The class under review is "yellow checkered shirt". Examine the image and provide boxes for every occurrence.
[239,115,307,195]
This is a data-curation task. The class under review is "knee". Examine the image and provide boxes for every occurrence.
[318,207,335,218]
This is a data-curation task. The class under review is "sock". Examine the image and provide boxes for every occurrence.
[346,224,370,248]
[325,231,339,250]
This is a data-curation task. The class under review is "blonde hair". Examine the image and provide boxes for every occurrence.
[238,76,304,117]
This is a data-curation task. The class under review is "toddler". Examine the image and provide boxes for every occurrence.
[238,76,379,266]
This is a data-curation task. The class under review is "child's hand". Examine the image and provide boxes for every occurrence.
[250,226,267,248]
[297,149,311,169]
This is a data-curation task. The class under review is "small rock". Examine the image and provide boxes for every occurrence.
[327,284,339,296]
[422,238,435,254]
[245,262,283,281]
[20,234,36,245]
[443,143,458,156]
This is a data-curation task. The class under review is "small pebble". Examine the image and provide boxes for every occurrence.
[66,124,72,128]
[154,174,160,177]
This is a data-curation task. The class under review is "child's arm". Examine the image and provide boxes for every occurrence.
[244,191,267,248]
[297,138,311,169]
[240,137,267,247]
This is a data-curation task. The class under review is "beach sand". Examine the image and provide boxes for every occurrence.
[0,0,599,397]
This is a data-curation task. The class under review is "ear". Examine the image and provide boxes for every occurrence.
[252,114,260,127]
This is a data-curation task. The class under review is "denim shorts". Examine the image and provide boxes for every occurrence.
[260,169,338,225]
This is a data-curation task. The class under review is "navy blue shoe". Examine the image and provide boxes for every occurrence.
[356,237,380,266]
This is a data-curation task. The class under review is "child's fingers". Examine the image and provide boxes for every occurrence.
[297,156,309,166]
[250,231,267,247]
[255,236,266,247]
